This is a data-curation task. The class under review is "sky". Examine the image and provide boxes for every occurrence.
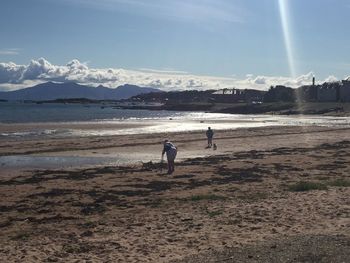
[0,0,349,91]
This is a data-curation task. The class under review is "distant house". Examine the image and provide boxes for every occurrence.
[244,89,266,103]
[340,80,350,102]
[211,89,245,103]
[263,85,296,102]
[296,85,318,102]
[211,88,265,103]
[317,82,339,102]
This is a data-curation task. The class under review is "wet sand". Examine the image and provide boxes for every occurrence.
[2,124,350,165]
[0,126,350,262]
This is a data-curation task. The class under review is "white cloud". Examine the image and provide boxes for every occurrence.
[0,58,343,91]
[138,68,188,75]
[0,48,20,55]
[234,72,317,89]
[0,80,42,92]
[0,62,26,83]
[324,75,339,83]
[53,0,246,26]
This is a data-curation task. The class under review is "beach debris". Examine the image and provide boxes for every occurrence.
[142,161,166,171]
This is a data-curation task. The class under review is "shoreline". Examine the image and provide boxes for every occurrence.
[1,113,350,141]
[1,125,350,169]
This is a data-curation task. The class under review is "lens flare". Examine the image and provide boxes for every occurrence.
[278,0,296,78]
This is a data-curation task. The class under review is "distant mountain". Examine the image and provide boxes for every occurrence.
[0,82,161,101]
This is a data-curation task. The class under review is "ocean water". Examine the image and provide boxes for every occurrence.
[1,101,350,139]
[0,101,178,123]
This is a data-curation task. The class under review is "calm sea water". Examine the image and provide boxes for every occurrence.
[0,101,181,123]
[1,101,350,139]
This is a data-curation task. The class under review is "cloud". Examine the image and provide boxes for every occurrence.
[0,62,26,83]
[0,48,20,55]
[324,75,339,83]
[234,72,317,89]
[0,58,342,91]
[138,68,188,75]
[54,0,246,26]
[253,76,267,85]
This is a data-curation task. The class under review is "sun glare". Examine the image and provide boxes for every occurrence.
[278,0,297,78]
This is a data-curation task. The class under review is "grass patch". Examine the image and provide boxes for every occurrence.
[315,176,330,181]
[80,204,106,215]
[149,198,163,208]
[236,192,268,202]
[288,181,328,192]
[11,232,31,241]
[62,243,90,254]
[207,210,223,217]
[80,221,98,228]
[189,194,227,202]
[328,179,350,187]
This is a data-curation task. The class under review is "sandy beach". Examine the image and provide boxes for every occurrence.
[0,125,350,262]
[3,0,350,261]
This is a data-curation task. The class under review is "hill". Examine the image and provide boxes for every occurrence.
[0,82,160,101]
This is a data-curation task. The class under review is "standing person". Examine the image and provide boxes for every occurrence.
[161,140,177,174]
[206,127,214,148]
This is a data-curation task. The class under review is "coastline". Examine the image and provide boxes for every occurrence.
[1,125,350,262]
[2,125,350,167]
[115,101,350,116]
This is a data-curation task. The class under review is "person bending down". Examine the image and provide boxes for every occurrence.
[162,140,177,174]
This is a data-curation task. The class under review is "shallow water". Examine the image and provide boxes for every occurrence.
[0,155,120,169]
[1,113,350,139]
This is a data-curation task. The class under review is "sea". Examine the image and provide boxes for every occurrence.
[1,101,350,139]
[0,101,171,123]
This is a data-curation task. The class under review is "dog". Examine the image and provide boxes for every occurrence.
[213,143,217,150]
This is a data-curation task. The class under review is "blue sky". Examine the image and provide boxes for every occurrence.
[0,0,349,91]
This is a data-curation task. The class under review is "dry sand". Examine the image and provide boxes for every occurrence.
[0,125,350,262]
